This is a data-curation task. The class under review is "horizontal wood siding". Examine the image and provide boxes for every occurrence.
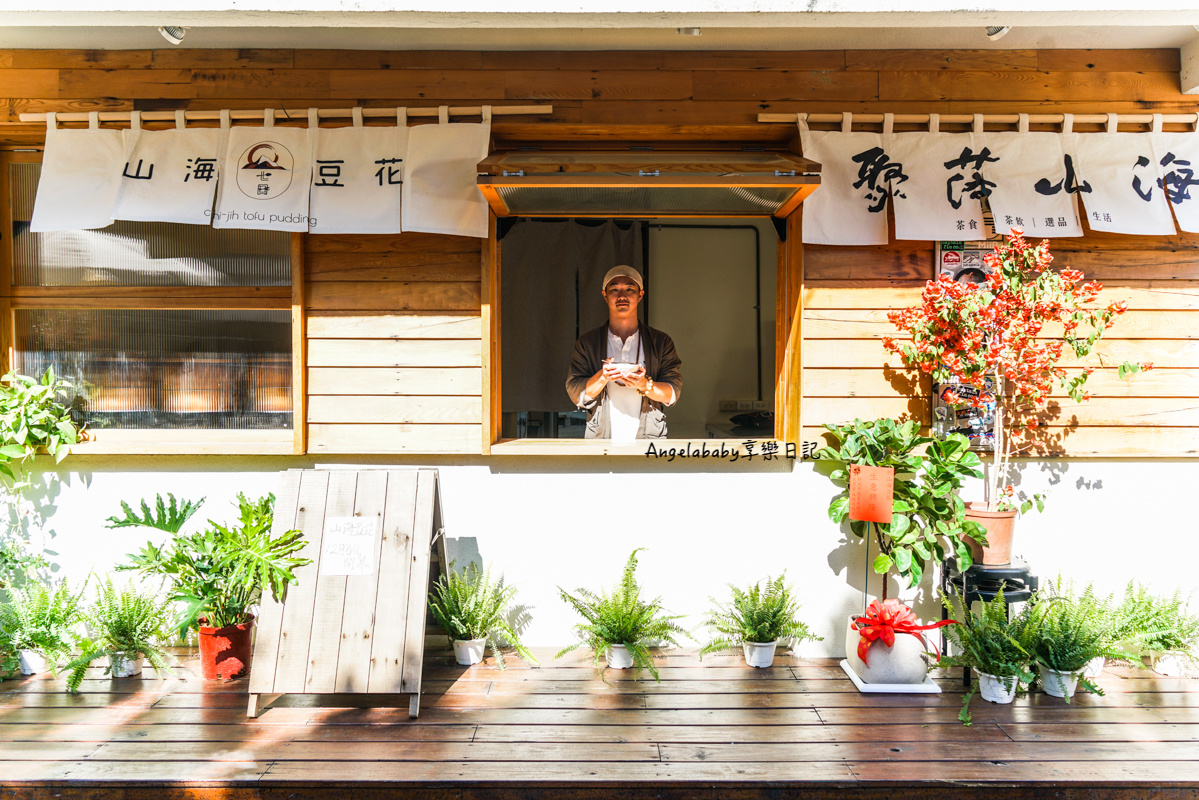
[802,220,1199,457]
[304,234,482,454]
[2,47,1197,456]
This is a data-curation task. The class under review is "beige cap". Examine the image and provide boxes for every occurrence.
[602,264,644,292]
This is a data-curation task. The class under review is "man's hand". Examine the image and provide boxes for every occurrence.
[600,360,626,384]
[622,365,648,392]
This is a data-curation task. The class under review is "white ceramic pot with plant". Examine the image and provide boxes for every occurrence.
[1083,656,1105,680]
[606,644,635,670]
[0,580,86,680]
[976,670,1019,704]
[107,651,144,678]
[699,573,820,670]
[1038,664,1080,699]
[64,578,177,691]
[557,549,688,682]
[429,562,538,670]
[18,649,49,675]
[452,638,488,667]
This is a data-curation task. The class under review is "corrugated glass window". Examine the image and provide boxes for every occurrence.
[15,309,292,430]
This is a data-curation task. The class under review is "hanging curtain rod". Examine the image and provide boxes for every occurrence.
[758,111,1199,128]
[17,104,553,125]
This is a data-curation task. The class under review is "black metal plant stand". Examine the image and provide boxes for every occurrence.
[940,556,1040,686]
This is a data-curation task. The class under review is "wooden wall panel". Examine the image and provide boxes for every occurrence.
[2,46,1196,456]
[303,232,483,454]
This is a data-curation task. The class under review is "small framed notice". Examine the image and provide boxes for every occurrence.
[848,464,894,524]
[321,516,381,576]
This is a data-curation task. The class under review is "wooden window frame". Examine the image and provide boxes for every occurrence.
[481,207,804,457]
[0,149,304,456]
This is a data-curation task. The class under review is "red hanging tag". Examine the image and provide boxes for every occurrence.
[848,464,894,524]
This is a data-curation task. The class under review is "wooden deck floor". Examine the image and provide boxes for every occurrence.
[1,646,1198,799]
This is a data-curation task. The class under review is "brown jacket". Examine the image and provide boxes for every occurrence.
[565,324,683,439]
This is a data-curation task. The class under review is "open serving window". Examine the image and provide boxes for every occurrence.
[477,148,820,456]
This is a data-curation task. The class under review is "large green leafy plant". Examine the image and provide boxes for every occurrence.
[428,562,537,669]
[1024,593,1119,700]
[0,579,85,677]
[64,578,176,691]
[556,548,687,681]
[817,418,987,598]
[114,493,310,634]
[699,573,821,656]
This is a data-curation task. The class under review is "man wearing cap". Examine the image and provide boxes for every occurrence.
[566,265,682,440]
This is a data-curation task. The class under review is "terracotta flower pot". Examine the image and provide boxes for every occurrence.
[964,503,1018,566]
[198,615,255,681]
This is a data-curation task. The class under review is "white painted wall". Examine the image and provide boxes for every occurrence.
[16,453,1198,658]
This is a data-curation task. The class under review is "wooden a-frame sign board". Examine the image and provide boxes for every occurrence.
[247,468,444,718]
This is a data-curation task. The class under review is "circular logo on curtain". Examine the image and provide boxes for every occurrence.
[236,141,294,200]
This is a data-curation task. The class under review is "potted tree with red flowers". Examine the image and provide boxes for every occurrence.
[883,230,1150,564]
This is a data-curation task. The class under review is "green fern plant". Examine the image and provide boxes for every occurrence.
[1114,582,1199,661]
[1024,593,1120,701]
[940,588,1036,724]
[64,578,176,692]
[698,573,821,657]
[427,562,537,669]
[116,492,310,634]
[0,579,86,677]
[556,548,687,681]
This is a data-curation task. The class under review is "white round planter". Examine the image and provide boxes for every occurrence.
[108,652,144,678]
[1083,656,1105,680]
[18,649,48,675]
[452,638,487,666]
[743,641,777,669]
[1151,654,1188,677]
[976,670,1019,704]
[845,616,930,684]
[1038,664,1080,699]
[606,643,635,670]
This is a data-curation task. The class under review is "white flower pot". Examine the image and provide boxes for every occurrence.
[1038,664,1080,699]
[743,641,777,669]
[18,649,48,675]
[606,643,635,670]
[1083,656,1105,680]
[1151,654,1188,677]
[976,670,1019,704]
[452,638,487,666]
[845,616,930,684]
[108,651,144,678]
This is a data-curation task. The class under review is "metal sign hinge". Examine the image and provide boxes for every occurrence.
[502,169,525,177]
[639,169,660,177]
[775,170,797,177]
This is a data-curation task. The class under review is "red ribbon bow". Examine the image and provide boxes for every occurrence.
[853,599,957,666]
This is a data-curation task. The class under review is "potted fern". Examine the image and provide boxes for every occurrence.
[1114,582,1199,676]
[698,573,821,668]
[0,579,85,676]
[428,562,537,668]
[556,548,687,680]
[1024,594,1117,700]
[112,493,310,680]
[64,578,175,691]
[940,589,1035,717]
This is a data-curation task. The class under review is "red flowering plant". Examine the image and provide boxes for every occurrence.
[883,231,1151,513]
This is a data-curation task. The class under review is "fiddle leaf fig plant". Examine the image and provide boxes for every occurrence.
[817,418,987,599]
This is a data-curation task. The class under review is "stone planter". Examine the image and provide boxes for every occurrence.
[108,651,144,678]
[977,670,1019,704]
[1038,664,1080,699]
[845,616,931,684]
[18,649,48,675]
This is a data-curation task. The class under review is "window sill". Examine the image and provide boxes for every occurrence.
[490,437,783,458]
[67,429,296,456]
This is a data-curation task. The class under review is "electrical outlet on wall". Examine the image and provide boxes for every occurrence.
[751,400,769,411]
[736,401,752,411]
[718,400,738,412]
